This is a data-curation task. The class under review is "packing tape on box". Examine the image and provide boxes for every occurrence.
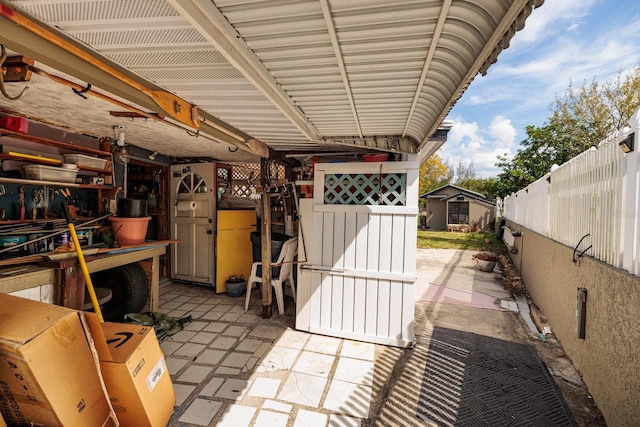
[176,201,197,211]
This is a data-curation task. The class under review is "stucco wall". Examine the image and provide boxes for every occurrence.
[469,201,494,230]
[505,221,640,427]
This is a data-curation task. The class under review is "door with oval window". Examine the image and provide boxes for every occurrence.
[170,162,215,285]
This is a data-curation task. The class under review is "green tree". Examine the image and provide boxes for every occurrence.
[495,66,640,197]
[552,69,640,145]
[419,154,451,195]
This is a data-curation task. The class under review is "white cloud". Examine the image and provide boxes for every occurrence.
[566,22,580,32]
[511,0,596,44]
[446,121,482,148]
[438,117,517,178]
[489,116,517,148]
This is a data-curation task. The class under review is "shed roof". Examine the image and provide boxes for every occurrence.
[420,183,486,199]
[441,192,496,206]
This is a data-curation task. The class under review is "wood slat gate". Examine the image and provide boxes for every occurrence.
[296,161,418,347]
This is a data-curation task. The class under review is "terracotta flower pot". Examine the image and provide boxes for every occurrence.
[109,216,151,245]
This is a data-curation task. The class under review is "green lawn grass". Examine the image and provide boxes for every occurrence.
[417,230,504,252]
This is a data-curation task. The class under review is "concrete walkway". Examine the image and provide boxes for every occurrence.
[162,248,602,426]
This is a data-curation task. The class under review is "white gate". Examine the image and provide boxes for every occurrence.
[296,161,418,347]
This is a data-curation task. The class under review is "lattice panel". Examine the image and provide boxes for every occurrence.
[324,173,406,205]
[227,162,284,197]
[229,162,259,197]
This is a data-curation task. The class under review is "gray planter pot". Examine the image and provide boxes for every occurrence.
[476,259,497,272]
[226,280,246,297]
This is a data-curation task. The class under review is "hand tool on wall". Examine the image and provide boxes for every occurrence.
[61,201,104,322]
[17,185,25,220]
[32,188,43,220]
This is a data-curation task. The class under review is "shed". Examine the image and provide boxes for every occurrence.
[421,184,495,231]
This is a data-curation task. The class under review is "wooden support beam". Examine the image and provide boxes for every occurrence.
[260,157,273,318]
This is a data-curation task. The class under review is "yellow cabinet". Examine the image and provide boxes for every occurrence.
[216,209,256,293]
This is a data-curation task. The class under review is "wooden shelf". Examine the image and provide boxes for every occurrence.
[77,165,112,175]
[0,154,112,176]
[0,126,111,157]
[80,183,118,190]
[0,176,117,190]
[0,153,61,165]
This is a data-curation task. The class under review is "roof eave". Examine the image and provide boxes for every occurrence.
[418,0,543,154]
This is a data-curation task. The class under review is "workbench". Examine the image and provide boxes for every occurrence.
[0,243,169,311]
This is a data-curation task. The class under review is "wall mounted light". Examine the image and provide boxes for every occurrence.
[113,125,126,147]
[148,151,158,160]
[619,132,635,153]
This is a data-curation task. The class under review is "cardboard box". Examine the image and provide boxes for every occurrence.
[86,315,175,427]
[0,294,117,427]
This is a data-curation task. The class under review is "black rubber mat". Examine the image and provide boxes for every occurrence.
[417,327,576,427]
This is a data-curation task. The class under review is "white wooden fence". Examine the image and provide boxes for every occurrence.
[502,110,640,275]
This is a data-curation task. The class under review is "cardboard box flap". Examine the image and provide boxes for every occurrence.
[85,315,151,363]
[101,322,151,363]
[0,294,72,344]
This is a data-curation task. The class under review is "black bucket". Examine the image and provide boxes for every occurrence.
[117,198,148,217]
[250,231,290,278]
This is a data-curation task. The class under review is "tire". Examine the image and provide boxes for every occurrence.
[90,263,150,322]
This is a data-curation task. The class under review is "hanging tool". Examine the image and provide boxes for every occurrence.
[0,45,29,100]
[289,182,307,262]
[17,186,25,220]
[152,168,162,196]
[32,188,43,220]
[61,202,104,322]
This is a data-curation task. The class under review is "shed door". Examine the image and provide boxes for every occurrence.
[296,161,418,347]
[170,163,215,285]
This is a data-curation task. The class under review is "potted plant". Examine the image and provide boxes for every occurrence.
[473,252,498,272]
[225,275,246,297]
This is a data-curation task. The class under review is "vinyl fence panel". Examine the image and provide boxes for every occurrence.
[504,110,640,276]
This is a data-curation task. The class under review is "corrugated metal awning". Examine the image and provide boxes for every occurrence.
[0,0,543,162]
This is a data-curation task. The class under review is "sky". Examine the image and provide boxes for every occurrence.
[440,0,640,178]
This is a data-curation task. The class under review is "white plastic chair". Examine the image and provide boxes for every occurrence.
[245,237,298,314]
